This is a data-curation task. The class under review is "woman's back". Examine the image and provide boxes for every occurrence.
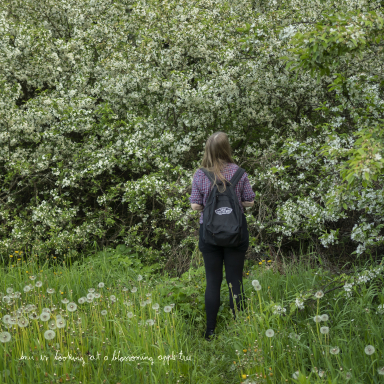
[190,162,255,224]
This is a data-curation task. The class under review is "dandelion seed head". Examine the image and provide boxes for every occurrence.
[137,275,143,281]
[28,312,38,320]
[320,314,329,321]
[8,317,17,325]
[0,332,11,343]
[26,304,36,312]
[313,315,322,323]
[364,345,375,355]
[23,285,31,293]
[164,306,172,313]
[314,290,324,299]
[377,367,384,375]
[67,302,77,312]
[18,317,29,328]
[152,303,159,310]
[35,281,43,287]
[101,310,108,316]
[61,298,69,304]
[127,312,134,318]
[289,332,300,340]
[47,288,55,294]
[40,313,50,322]
[320,326,329,334]
[330,346,340,355]
[265,329,275,337]
[44,330,55,340]
[98,282,105,288]
[56,319,66,329]
[131,287,137,293]
[87,293,95,300]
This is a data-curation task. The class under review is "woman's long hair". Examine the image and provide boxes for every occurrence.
[200,132,235,193]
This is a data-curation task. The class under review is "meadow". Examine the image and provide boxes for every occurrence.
[0,245,383,384]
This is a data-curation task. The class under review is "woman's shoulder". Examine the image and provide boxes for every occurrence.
[193,168,205,179]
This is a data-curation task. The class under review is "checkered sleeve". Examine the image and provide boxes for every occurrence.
[241,172,255,202]
[189,170,203,205]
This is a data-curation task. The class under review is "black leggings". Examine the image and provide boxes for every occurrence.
[199,214,249,329]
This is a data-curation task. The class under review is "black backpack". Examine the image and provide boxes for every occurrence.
[200,167,245,247]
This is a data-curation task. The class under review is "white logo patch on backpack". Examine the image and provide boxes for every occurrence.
[215,207,233,215]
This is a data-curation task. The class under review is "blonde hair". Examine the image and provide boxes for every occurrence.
[200,132,235,193]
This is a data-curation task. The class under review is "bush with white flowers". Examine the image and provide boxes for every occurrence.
[0,0,383,265]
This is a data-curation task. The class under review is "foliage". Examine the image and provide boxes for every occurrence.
[0,0,384,266]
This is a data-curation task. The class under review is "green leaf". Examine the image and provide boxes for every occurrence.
[346,173,355,184]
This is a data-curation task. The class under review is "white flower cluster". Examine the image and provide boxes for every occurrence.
[273,305,287,316]
[279,25,297,40]
[343,283,353,298]
[295,297,305,310]
[343,264,383,298]
[0,0,382,262]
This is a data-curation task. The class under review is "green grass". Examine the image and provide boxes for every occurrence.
[0,246,383,383]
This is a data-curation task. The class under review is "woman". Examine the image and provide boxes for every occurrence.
[189,132,255,341]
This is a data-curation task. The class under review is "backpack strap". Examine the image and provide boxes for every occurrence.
[229,167,245,187]
[200,168,215,184]
[200,168,226,190]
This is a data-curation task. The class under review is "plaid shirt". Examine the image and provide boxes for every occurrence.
[189,162,255,224]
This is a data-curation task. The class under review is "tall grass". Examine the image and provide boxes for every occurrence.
[0,246,383,383]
